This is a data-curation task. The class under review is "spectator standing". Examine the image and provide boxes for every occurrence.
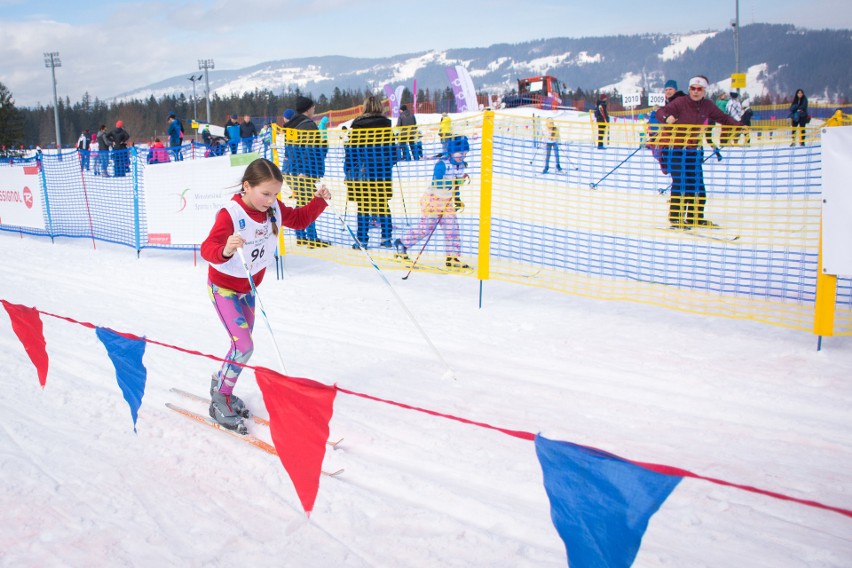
[397,104,422,161]
[347,95,397,249]
[723,92,745,146]
[90,133,101,175]
[655,75,741,228]
[96,125,110,176]
[107,120,131,177]
[664,80,685,104]
[438,113,452,156]
[225,114,240,154]
[76,129,91,171]
[240,114,258,154]
[789,89,809,146]
[283,96,330,248]
[594,94,609,149]
[167,113,184,161]
[259,123,272,159]
[541,118,562,174]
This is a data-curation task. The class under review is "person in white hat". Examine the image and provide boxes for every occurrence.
[655,75,742,228]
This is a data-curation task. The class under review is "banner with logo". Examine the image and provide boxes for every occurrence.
[143,155,253,245]
[0,165,45,229]
[446,66,478,112]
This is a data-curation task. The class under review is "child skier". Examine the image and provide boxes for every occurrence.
[394,136,471,269]
[200,158,331,433]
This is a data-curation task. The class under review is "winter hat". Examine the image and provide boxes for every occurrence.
[283,109,295,120]
[91,134,97,141]
[295,96,314,114]
[446,135,470,155]
[168,112,176,119]
[230,113,238,120]
[664,80,677,90]
[729,91,739,99]
[116,120,123,128]
[400,104,408,112]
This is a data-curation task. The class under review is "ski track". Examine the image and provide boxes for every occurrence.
[1,234,851,566]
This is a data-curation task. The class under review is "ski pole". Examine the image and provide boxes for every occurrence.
[327,200,456,378]
[402,213,444,280]
[561,142,580,171]
[236,246,288,374]
[588,143,644,189]
[394,163,409,221]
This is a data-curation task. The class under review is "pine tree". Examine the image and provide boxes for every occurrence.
[0,82,25,156]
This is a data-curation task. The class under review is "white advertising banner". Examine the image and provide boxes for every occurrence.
[821,125,852,277]
[143,155,253,245]
[0,165,46,230]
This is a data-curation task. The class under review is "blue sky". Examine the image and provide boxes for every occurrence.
[0,0,848,107]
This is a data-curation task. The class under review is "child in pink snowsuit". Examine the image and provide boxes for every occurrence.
[394,136,470,269]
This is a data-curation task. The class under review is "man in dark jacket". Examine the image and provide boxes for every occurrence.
[284,96,330,247]
[239,115,258,154]
[656,75,741,228]
[594,94,609,149]
[396,104,422,161]
[106,120,131,177]
[96,125,110,175]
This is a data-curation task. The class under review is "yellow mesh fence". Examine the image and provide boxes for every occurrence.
[269,111,851,336]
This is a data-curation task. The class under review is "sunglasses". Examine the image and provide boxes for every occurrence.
[689,86,705,91]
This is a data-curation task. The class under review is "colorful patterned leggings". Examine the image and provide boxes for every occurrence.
[399,193,460,257]
[208,280,256,395]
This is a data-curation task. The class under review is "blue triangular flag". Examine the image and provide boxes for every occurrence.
[96,327,147,432]
[535,434,682,568]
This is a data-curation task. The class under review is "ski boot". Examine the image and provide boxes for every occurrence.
[394,239,410,261]
[446,256,470,269]
[209,390,248,435]
[210,374,250,418]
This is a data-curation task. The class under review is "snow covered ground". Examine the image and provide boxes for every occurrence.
[1,233,851,567]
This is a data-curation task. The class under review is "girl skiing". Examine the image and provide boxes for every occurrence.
[394,136,471,269]
[200,158,331,433]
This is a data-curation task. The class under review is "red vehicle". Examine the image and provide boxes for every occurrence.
[503,75,566,109]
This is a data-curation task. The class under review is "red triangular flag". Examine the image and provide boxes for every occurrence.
[255,367,336,516]
[2,300,49,387]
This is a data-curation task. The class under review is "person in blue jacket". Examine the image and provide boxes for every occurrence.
[394,136,471,269]
[346,95,397,249]
[225,114,241,154]
[283,96,330,247]
[167,112,184,161]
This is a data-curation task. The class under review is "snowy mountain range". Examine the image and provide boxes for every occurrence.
[114,24,851,104]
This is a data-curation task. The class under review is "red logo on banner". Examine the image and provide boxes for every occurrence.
[147,233,172,245]
[22,186,33,209]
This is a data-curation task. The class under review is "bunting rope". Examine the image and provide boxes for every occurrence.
[6,301,851,520]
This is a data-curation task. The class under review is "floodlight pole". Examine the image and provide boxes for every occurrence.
[199,59,215,123]
[44,52,62,149]
[188,74,202,120]
[733,0,741,91]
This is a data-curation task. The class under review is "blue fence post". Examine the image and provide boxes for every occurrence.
[131,147,141,255]
[37,151,55,242]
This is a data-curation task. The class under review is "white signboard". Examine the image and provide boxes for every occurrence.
[623,91,642,108]
[648,92,666,107]
[0,165,46,229]
[144,155,252,245]
[821,126,852,277]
